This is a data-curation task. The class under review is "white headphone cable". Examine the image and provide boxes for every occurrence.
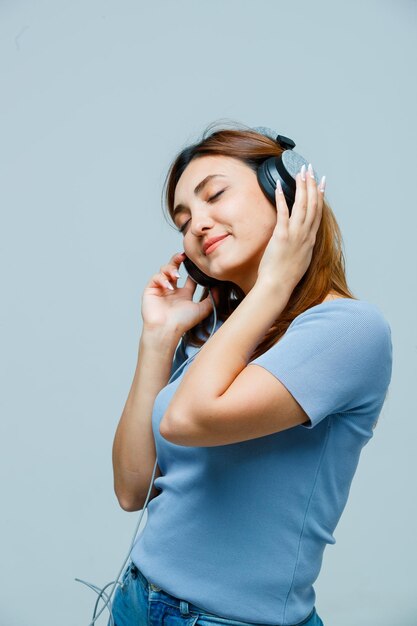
[75,288,217,625]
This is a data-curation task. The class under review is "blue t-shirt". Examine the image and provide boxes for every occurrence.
[131,298,393,625]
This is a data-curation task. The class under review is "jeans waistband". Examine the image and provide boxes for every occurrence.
[128,560,317,626]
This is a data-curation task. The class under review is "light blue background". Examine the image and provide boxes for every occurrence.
[1,1,415,625]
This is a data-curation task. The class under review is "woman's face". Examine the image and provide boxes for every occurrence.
[173,155,277,294]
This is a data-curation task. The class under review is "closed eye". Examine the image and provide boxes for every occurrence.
[178,189,225,234]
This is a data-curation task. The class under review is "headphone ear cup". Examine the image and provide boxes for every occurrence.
[256,154,296,215]
[182,255,224,288]
[257,151,319,215]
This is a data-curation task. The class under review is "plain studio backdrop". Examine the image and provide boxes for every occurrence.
[0,1,415,625]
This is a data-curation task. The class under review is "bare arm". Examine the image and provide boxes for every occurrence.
[112,250,217,511]
[112,326,181,511]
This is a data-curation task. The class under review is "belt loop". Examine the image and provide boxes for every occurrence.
[180,600,190,616]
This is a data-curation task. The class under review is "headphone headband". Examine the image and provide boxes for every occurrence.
[250,126,296,151]
[275,134,296,150]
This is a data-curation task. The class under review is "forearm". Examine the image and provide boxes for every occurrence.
[112,326,181,509]
[162,281,291,427]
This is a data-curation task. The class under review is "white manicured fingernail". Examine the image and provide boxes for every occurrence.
[308,163,315,180]
[319,175,326,192]
[165,281,174,290]
[276,179,283,194]
[300,164,306,181]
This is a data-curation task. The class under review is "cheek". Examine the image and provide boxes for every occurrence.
[253,218,277,253]
[262,205,278,238]
[236,223,275,255]
[245,193,277,232]
[184,239,206,262]
[268,214,277,233]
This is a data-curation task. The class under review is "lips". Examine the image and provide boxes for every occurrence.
[203,234,229,255]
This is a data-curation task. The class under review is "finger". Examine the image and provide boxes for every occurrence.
[160,262,182,283]
[162,251,186,277]
[193,293,215,325]
[183,275,198,294]
[170,251,187,268]
[159,266,179,290]
[304,163,319,230]
[275,179,289,232]
[290,165,308,226]
[158,272,176,291]
[313,175,326,232]
[170,251,186,260]
[161,251,187,282]
[148,272,176,291]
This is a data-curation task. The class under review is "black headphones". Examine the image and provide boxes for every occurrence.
[182,129,319,287]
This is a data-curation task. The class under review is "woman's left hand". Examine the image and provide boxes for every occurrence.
[256,163,325,292]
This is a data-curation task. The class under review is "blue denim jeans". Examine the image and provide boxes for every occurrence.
[107,559,324,626]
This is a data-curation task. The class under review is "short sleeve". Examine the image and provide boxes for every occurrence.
[249,301,393,429]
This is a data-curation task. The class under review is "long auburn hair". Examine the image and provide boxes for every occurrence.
[162,120,357,362]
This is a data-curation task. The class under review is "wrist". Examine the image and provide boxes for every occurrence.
[253,276,293,303]
[141,325,183,351]
[234,278,292,337]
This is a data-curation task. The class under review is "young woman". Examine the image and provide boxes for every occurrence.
[110,126,393,626]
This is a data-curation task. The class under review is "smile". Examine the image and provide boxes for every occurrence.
[205,235,230,255]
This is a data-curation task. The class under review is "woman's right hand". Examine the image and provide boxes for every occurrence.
[141,251,220,336]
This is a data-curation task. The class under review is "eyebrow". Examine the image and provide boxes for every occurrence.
[173,174,228,219]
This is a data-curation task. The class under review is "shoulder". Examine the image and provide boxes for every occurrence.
[248,298,393,425]
[290,298,392,340]
[251,297,393,382]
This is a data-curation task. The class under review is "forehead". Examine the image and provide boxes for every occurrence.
[174,155,249,201]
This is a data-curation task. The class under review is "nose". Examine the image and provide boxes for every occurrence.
[189,208,215,237]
